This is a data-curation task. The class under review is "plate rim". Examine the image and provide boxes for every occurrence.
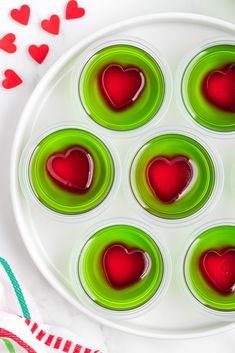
[10,12,235,339]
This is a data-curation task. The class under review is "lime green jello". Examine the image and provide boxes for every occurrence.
[130,134,215,219]
[182,44,235,132]
[78,225,164,311]
[79,44,165,131]
[29,128,114,214]
[184,226,235,311]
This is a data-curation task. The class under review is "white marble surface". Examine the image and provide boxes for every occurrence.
[1,0,235,352]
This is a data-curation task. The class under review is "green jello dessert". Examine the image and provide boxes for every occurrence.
[184,225,235,311]
[130,134,215,219]
[77,225,164,311]
[29,128,114,214]
[79,44,165,131]
[182,44,235,132]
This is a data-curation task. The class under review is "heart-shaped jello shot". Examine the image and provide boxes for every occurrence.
[29,128,114,215]
[46,146,94,193]
[202,63,235,113]
[200,248,235,295]
[79,44,165,131]
[103,244,150,290]
[146,156,193,204]
[182,44,235,132]
[76,225,165,311]
[184,225,235,312]
[131,133,215,219]
[99,64,145,111]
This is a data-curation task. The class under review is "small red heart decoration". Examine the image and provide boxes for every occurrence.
[200,248,235,295]
[102,244,149,289]
[2,69,23,89]
[46,146,94,193]
[41,15,60,35]
[146,156,193,204]
[10,5,30,26]
[0,33,17,54]
[66,0,85,20]
[202,63,235,112]
[28,44,49,64]
[99,64,145,111]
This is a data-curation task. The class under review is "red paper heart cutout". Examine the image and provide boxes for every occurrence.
[10,5,30,26]
[102,244,150,290]
[46,146,94,193]
[200,248,235,295]
[146,156,193,204]
[28,44,49,64]
[41,15,60,35]
[99,64,145,111]
[0,33,17,54]
[202,63,235,112]
[66,0,85,20]
[2,70,23,89]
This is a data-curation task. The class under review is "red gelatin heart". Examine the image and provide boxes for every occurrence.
[41,15,60,35]
[200,248,235,295]
[0,33,17,54]
[66,0,85,20]
[99,64,145,111]
[146,156,193,204]
[2,69,23,89]
[103,244,149,290]
[202,63,235,112]
[46,146,94,193]
[10,5,30,26]
[28,44,49,64]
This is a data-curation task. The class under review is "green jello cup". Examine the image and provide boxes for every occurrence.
[182,43,235,132]
[130,133,216,220]
[79,43,165,131]
[72,224,167,312]
[184,225,235,316]
[27,128,114,215]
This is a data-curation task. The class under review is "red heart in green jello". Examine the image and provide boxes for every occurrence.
[202,63,235,112]
[46,146,94,193]
[102,244,149,290]
[200,248,235,295]
[99,64,145,111]
[146,156,193,204]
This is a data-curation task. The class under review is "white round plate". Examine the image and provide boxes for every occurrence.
[11,13,235,338]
